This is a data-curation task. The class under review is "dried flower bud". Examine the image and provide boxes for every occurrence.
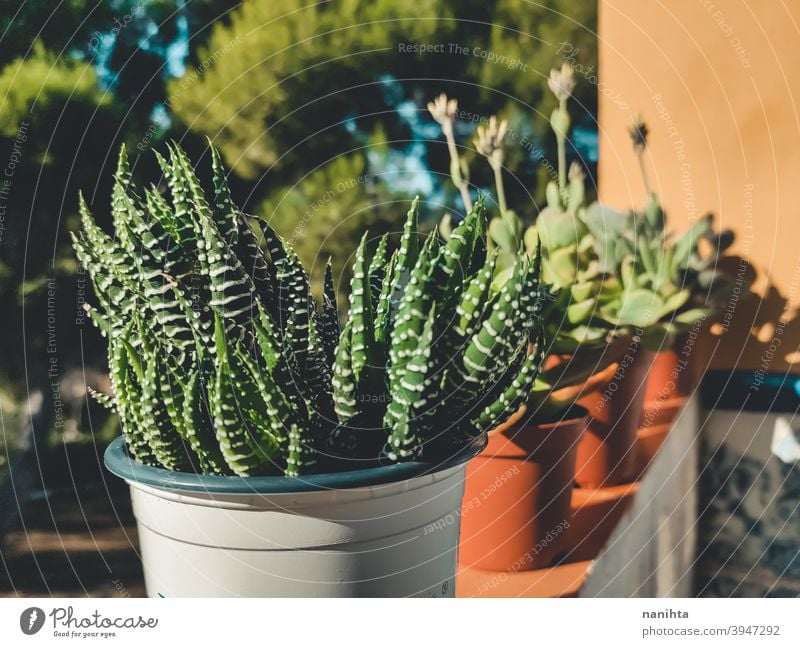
[568,161,585,183]
[629,118,649,153]
[427,93,458,127]
[548,63,576,102]
[473,116,508,162]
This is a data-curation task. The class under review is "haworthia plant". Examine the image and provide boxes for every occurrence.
[74,144,545,476]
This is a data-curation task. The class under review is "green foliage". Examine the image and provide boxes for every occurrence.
[0,2,111,66]
[166,0,455,180]
[476,0,597,114]
[438,62,615,361]
[168,0,595,179]
[0,2,596,447]
[0,45,111,138]
[75,144,545,475]
[0,42,125,403]
[582,197,738,350]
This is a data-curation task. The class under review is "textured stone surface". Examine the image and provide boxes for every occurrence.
[697,410,800,597]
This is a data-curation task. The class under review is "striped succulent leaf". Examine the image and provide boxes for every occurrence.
[81,304,113,338]
[319,259,340,368]
[118,191,179,271]
[455,253,497,340]
[106,329,155,465]
[209,314,282,476]
[209,144,239,245]
[182,360,231,475]
[156,348,206,465]
[126,333,195,471]
[331,321,358,422]
[385,305,438,460]
[233,216,277,311]
[348,233,379,383]
[142,186,190,268]
[424,200,489,371]
[374,249,398,345]
[386,232,439,403]
[389,196,420,303]
[368,233,389,305]
[429,199,486,302]
[519,237,544,337]
[111,146,137,254]
[261,223,313,369]
[210,148,279,310]
[443,258,530,411]
[197,209,257,335]
[87,387,116,412]
[296,314,336,435]
[242,343,317,477]
[472,331,546,433]
[73,195,138,323]
[154,149,198,251]
[169,142,211,215]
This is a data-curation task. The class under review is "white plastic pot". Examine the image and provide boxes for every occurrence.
[105,437,479,597]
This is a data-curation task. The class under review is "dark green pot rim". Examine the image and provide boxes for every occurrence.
[104,435,485,494]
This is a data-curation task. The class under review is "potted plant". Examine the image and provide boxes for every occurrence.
[620,120,739,417]
[72,143,546,597]
[580,117,740,436]
[571,117,740,485]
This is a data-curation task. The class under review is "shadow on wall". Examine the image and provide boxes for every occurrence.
[700,256,800,377]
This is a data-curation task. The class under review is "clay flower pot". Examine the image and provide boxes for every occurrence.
[641,341,693,429]
[458,406,587,572]
[575,347,652,488]
[645,347,692,404]
[640,396,685,429]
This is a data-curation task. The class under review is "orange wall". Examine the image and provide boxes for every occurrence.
[599,0,800,371]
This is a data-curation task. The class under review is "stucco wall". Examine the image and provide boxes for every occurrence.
[598,0,800,371]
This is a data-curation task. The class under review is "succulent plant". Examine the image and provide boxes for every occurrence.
[582,196,736,349]
[73,144,546,477]
[579,119,739,350]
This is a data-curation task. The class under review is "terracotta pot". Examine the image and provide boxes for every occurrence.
[575,347,652,488]
[641,396,686,429]
[636,422,671,467]
[645,347,693,404]
[564,481,639,562]
[458,408,587,572]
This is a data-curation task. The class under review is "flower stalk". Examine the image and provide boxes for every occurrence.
[629,117,652,196]
[428,93,473,213]
[548,63,576,197]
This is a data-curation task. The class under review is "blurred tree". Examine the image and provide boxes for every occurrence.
[166,0,597,264]
[0,43,124,402]
[0,1,241,403]
[0,2,238,461]
[0,0,112,66]
[167,0,456,181]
